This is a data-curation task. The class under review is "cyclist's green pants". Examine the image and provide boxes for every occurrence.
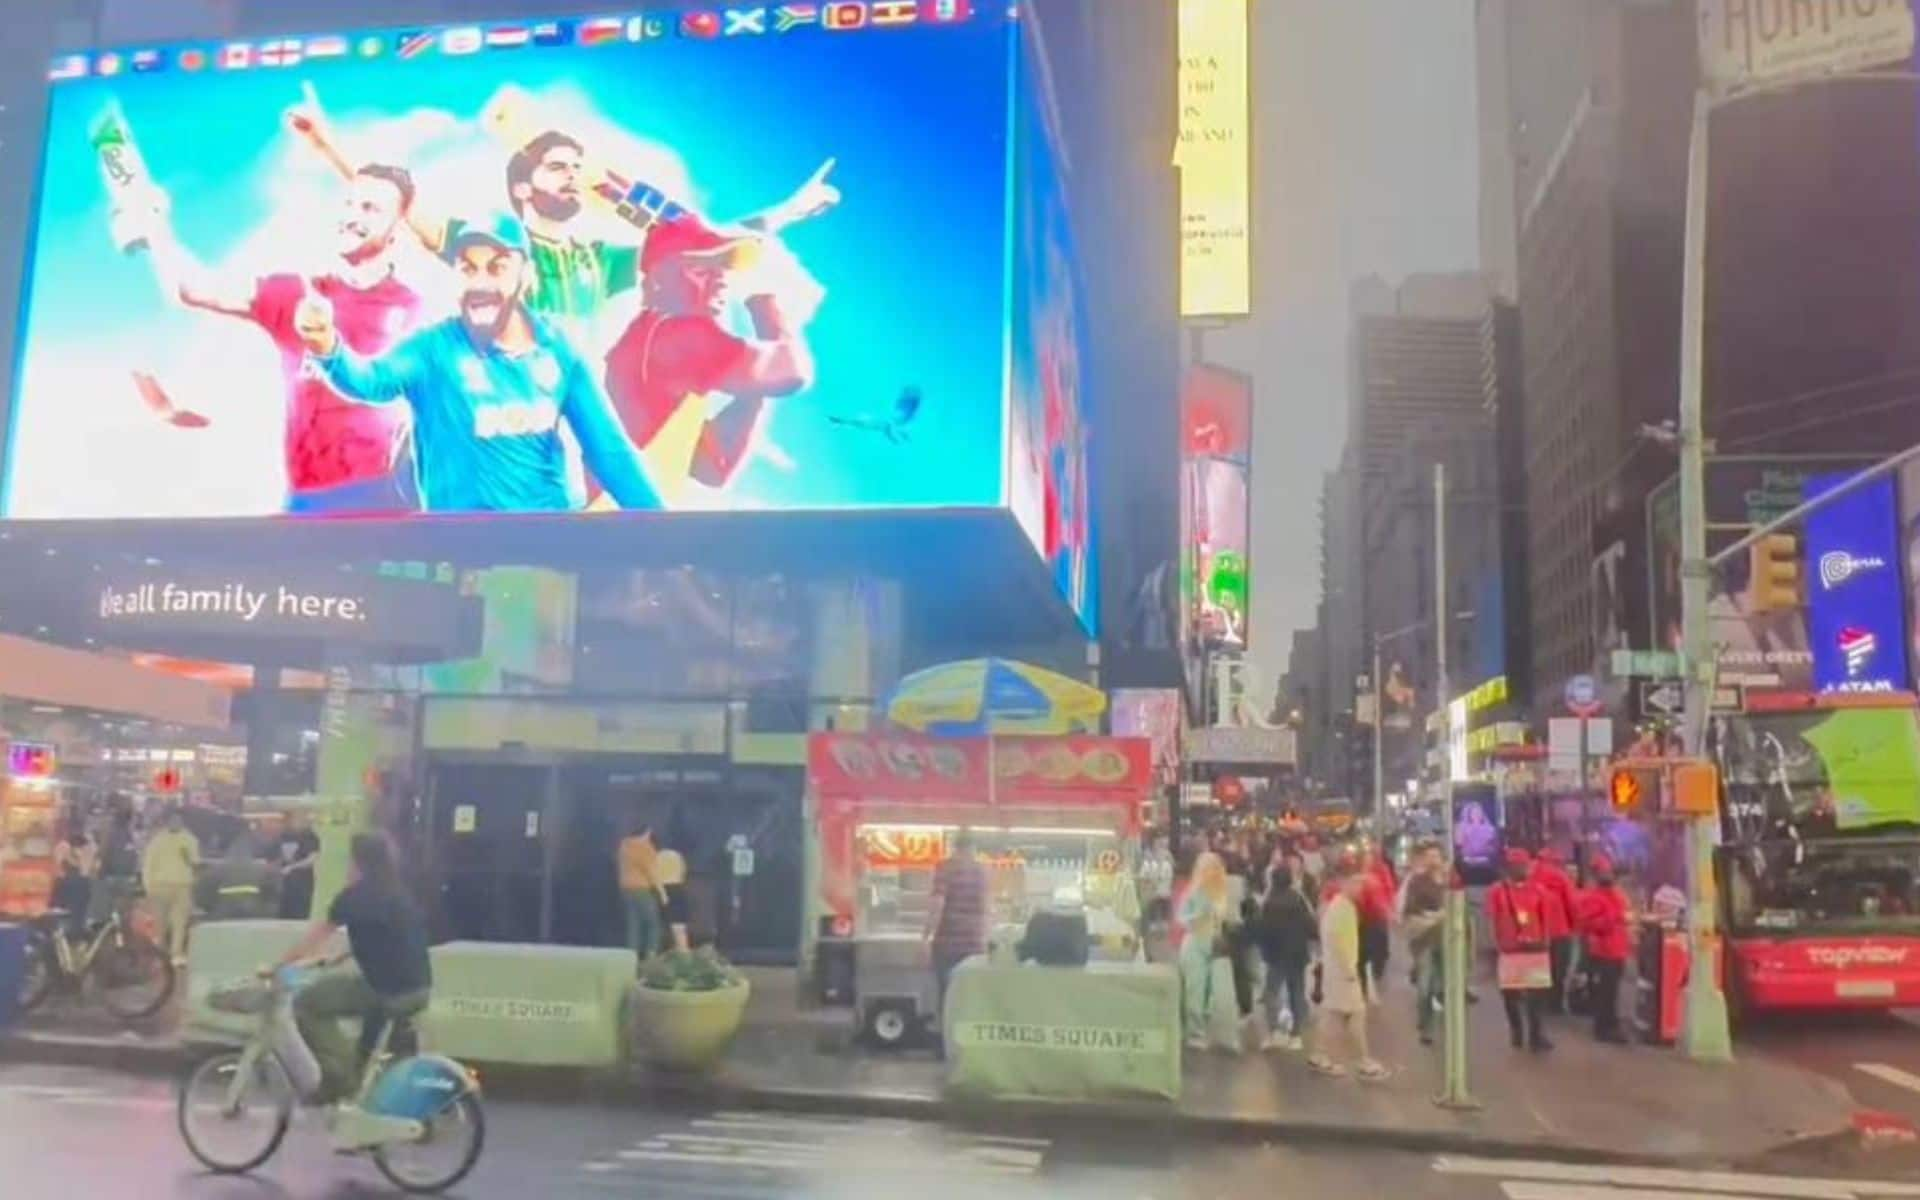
[294,966,382,1102]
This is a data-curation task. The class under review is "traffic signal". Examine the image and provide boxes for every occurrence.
[1746,533,1802,612]
[1609,765,1657,815]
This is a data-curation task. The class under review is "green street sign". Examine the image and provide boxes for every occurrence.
[1610,649,1685,679]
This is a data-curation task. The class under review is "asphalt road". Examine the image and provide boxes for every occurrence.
[6,1063,1920,1200]
[1741,1007,1920,1131]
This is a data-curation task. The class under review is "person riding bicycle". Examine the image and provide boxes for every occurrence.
[272,832,432,1103]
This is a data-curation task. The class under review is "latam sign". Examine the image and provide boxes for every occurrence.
[1803,473,1909,694]
[1699,0,1916,97]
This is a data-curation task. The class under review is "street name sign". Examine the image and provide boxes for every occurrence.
[1612,649,1685,679]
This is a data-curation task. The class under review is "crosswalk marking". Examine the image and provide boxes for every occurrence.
[1433,1155,1920,1199]
[582,1113,1051,1180]
[0,1083,172,1114]
[618,1146,813,1171]
[1502,1184,1777,1200]
[1855,1062,1920,1096]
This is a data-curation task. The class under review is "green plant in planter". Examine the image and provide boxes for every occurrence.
[639,948,745,993]
[632,948,752,1072]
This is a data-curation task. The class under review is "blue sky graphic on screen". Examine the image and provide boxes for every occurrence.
[4,8,1030,524]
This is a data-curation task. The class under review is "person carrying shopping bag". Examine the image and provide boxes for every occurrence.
[1490,848,1554,1052]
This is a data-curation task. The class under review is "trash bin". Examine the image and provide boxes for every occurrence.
[0,923,28,1031]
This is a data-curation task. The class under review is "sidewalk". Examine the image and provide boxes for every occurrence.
[0,963,1859,1165]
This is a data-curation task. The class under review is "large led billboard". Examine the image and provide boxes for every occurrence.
[1005,19,1095,632]
[5,6,1045,532]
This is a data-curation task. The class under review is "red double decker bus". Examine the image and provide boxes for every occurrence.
[1709,693,1920,1013]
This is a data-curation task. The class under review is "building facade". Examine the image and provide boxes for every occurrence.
[1308,274,1511,806]
[1478,0,1692,709]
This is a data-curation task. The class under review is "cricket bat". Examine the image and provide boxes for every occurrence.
[90,103,162,253]
[480,86,686,233]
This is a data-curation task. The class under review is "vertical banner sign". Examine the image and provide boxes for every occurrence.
[1804,473,1909,694]
[1176,0,1251,318]
[311,660,379,918]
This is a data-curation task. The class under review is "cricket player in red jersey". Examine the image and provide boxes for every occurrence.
[602,215,815,500]
[138,161,424,514]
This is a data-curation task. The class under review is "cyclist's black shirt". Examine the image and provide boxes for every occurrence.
[328,881,431,997]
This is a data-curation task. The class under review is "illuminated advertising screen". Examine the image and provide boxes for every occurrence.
[1175,0,1250,318]
[1005,23,1095,632]
[5,6,1023,527]
[1178,363,1250,648]
[1803,472,1908,695]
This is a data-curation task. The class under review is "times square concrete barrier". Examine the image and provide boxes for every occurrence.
[182,919,311,1044]
[184,925,640,1069]
[420,941,639,1069]
[942,959,1181,1104]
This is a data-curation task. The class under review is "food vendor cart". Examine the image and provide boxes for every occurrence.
[806,731,1152,1048]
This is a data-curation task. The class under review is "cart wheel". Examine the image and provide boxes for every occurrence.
[861,1001,918,1050]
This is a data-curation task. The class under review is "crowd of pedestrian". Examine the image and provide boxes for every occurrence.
[1154,821,1639,1083]
[0,798,344,968]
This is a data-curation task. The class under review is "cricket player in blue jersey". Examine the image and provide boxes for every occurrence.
[293,212,660,513]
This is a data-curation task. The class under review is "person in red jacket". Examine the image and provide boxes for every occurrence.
[1532,848,1579,1013]
[1577,855,1633,1044]
[1358,846,1396,1004]
[1489,848,1554,1052]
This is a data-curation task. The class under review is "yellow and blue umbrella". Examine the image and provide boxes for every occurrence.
[883,658,1106,736]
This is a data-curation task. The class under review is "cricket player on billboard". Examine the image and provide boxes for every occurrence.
[97,104,427,515]
[289,85,835,499]
[289,85,837,344]
[294,212,660,514]
[602,214,816,499]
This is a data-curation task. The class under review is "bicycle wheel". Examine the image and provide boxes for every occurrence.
[177,1050,294,1174]
[96,933,174,1022]
[18,932,56,1014]
[374,1093,486,1195]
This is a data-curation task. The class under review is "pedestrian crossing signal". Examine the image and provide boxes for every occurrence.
[1609,766,1651,815]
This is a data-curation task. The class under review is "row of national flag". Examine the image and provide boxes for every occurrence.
[50,1,979,81]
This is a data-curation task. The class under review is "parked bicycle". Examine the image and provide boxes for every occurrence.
[18,890,174,1023]
[178,966,484,1195]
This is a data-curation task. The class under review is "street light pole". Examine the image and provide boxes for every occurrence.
[1372,638,1385,821]
[1434,461,1475,1109]
[1676,82,1735,1067]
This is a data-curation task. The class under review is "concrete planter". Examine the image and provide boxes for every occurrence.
[632,978,751,1072]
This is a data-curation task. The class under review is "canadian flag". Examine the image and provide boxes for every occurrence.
[219,42,252,70]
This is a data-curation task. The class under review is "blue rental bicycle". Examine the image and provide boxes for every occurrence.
[177,966,484,1194]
